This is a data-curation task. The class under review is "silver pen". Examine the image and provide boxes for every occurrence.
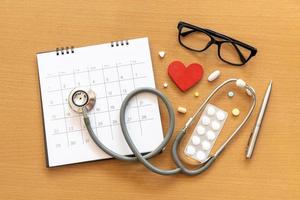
[246,80,272,159]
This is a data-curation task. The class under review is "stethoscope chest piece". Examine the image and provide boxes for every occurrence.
[68,88,96,113]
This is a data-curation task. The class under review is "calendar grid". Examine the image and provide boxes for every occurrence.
[45,62,155,147]
[72,68,86,144]
[46,63,151,141]
[100,64,114,140]
[51,117,154,136]
[47,76,147,93]
[48,61,155,138]
[37,38,165,166]
[50,104,151,121]
[58,73,70,147]
[87,67,99,138]
[115,63,123,101]
[48,94,138,107]
[45,62,145,79]
[129,62,143,136]
[45,61,151,141]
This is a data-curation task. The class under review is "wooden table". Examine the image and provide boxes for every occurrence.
[0,1,299,199]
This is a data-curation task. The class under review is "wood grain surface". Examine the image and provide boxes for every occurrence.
[0,1,299,199]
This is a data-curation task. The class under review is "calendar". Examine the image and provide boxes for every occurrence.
[37,38,164,167]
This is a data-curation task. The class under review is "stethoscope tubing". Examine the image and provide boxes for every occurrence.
[84,88,181,175]
[83,78,256,175]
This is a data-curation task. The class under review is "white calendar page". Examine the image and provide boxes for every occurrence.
[37,37,164,167]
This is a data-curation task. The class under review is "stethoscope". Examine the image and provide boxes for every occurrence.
[68,78,256,175]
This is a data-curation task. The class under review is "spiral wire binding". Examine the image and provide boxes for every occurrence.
[56,46,74,55]
[111,40,129,47]
[55,40,129,55]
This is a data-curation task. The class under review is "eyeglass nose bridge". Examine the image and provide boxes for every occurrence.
[211,39,224,46]
[205,39,224,52]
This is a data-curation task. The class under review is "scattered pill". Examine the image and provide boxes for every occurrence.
[194,92,200,97]
[232,108,240,116]
[186,145,196,155]
[208,70,221,82]
[158,51,166,58]
[236,79,246,88]
[196,125,206,135]
[227,91,235,98]
[163,82,168,88]
[177,106,187,114]
[196,150,206,161]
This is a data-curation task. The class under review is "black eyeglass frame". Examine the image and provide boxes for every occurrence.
[177,21,257,66]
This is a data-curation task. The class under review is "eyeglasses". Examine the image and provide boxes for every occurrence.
[177,21,257,66]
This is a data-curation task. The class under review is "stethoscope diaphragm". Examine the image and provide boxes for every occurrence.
[68,88,96,113]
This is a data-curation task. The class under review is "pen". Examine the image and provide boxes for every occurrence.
[246,80,272,159]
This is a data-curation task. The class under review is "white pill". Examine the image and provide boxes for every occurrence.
[216,111,226,121]
[158,51,166,58]
[202,116,211,125]
[227,91,235,98]
[207,106,216,116]
[208,70,221,82]
[163,82,168,88]
[236,79,246,88]
[202,140,211,151]
[177,106,187,114]
[206,130,216,141]
[196,150,206,161]
[211,121,221,131]
[196,125,206,135]
[192,136,201,145]
[186,145,196,155]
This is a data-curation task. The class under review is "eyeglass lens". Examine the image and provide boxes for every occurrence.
[179,26,211,51]
[219,42,251,65]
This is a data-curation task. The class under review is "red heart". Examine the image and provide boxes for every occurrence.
[168,61,204,91]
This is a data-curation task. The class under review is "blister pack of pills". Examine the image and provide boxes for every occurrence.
[184,104,228,162]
